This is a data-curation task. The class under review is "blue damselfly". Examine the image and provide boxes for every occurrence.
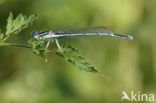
[32,27,133,51]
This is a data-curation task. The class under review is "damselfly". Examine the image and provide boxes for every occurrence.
[32,27,133,51]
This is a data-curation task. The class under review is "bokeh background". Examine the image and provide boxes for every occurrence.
[0,0,156,103]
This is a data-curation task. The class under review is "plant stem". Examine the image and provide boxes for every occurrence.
[0,43,32,48]
[1,35,9,42]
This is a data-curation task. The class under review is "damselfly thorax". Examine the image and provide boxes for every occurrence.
[32,30,55,40]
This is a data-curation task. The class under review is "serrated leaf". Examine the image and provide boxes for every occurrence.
[61,45,79,53]
[53,44,79,57]
[6,12,38,35]
[65,55,103,77]
[30,40,104,77]
[79,66,97,72]
[29,39,47,62]
[51,44,104,77]
[6,12,13,35]
[38,49,47,62]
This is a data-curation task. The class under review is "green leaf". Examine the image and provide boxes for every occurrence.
[29,39,47,62]
[29,39,104,77]
[65,56,92,71]
[6,12,13,36]
[66,55,104,77]
[53,44,79,57]
[61,45,79,53]
[6,12,38,35]
[53,44,104,77]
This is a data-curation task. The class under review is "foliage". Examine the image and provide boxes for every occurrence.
[6,12,37,35]
[1,12,38,42]
[53,44,104,77]
[0,12,104,77]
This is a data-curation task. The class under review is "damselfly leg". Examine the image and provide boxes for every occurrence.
[55,38,62,52]
[45,39,51,51]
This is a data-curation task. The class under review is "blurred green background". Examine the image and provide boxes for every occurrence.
[0,0,156,103]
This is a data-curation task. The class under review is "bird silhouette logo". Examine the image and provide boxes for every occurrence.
[121,91,130,101]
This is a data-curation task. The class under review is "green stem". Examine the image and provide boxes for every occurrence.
[1,35,9,42]
[0,42,32,48]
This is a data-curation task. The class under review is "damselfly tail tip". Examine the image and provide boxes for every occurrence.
[127,35,133,40]
[113,34,133,40]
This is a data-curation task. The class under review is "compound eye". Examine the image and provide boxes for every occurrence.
[32,33,38,38]
[32,29,38,38]
[32,29,37,34]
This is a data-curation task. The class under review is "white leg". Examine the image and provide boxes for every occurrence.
[37,38,40,43]
[46,39,51,50]
[55,38,62,52]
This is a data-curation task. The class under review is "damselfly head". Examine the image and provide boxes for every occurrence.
[32,30,38,38]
